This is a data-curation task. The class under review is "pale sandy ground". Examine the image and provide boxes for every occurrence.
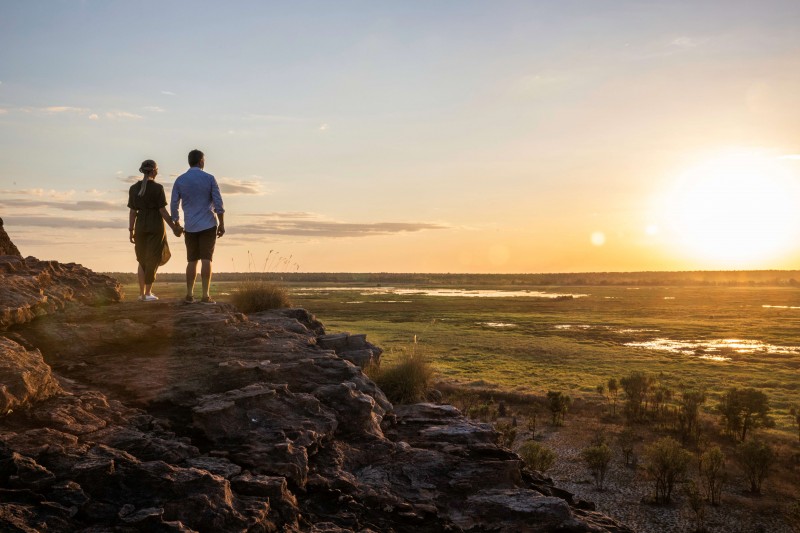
[526,424,795,533]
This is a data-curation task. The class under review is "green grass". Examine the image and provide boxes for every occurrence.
[121,281,800,436]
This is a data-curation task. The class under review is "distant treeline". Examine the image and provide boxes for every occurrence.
[104,270,800,287]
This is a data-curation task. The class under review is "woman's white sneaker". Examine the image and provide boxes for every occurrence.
[143,294,159,301]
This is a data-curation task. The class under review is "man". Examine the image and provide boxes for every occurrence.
[170,149,225,303]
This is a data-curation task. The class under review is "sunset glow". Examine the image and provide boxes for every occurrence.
[663,151,800,266]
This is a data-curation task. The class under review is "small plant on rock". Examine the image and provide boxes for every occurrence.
[231,279,291,313]
[366,340,433,404]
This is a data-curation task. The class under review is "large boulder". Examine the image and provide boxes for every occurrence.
[0,337,62,415]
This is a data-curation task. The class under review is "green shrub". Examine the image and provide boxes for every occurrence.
[582,443,613,490]
[645,437,692,503]
[737,439,774,494]
[518,440,557,473]
[231,279,291,313]
[367,351,433,404]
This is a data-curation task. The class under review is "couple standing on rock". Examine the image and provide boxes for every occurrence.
[127,149,225,303]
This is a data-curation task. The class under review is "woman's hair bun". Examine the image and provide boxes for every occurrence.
[139,159,157,174]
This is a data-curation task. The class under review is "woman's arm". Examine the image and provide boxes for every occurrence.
[129,209,136,243]
[160,207,182,236]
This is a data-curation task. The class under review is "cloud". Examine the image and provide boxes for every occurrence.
[4,215,121,230]
[234,214,448,238]
[0,198,122,211]
[0,188,75,199]
[88,113,99,120]
[42,106,89,114]
[779,154,800,160]
[218,178,265,195]
[143,106,165,113]
[161,90,176,96]
[105,111,143,120]
[244,113,308,123]
[0,109,8,115]
[670,36,704,49]
[118,175,141,183]
[318,123,329,131]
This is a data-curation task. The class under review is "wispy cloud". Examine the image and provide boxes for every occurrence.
[318,123,329,131]
[0,188,76,199]
[105,111,143,120]
[89,113,99,120]
[244,113,309,123]
[234,213,448,238]
[669,36,705,50]
[0,198,122,211]
[218,178,265,195]
[0,109,8,115]
[42,106,89,114]
[4,215,121,230]
[143,106,165,113]
[780,154,800,160]
[161,90,176,96]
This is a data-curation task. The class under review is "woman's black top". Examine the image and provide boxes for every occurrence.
[128,181,167,234]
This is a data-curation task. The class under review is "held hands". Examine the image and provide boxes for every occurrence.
[173,224,184,237]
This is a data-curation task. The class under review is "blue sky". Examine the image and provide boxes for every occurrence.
[2,1,800,272]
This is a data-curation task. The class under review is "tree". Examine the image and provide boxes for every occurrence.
[618,426,637,466]
[645,437,692,503]
[698,445,726,505]
[737,439,774,494]
[546,391,571,426]
[685,480,708,533]
[527,405,539,439]
[717,388,771,441]
[621,371,652,421]
[607,378,620,416]
[790,406,800,443]
[519,440,557,473]
[678,389,706,443]
[582,443,613,490]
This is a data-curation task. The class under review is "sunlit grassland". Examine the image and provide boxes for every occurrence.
[121,281,800,435]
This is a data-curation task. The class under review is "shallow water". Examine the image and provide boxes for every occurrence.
[624,337,800,359]
[478,322,516,328]
[295,287,588,298]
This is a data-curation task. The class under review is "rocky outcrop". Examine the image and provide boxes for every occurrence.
[0,254,121,330]
[0,230,632,532]
[0,218,22,257]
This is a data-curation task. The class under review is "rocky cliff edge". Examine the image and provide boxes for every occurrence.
[0,223,632,533]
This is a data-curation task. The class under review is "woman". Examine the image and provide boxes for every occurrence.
[128,159,182,301]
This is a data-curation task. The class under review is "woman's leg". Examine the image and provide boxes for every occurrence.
[144,263,157,295]
[137,264,146,298]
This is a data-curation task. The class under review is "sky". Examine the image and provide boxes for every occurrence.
[2,0,800,273]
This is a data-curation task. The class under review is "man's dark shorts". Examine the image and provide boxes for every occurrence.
[185,226,217,262]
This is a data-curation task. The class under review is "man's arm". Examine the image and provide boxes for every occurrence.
[216,212,225,237]
[210,176,225,237]
[170,180,181,223]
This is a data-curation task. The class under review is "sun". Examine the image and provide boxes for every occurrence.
[663,150,800,266]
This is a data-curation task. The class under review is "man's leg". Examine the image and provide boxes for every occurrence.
[186,260,198,298]
[200,259,212,299]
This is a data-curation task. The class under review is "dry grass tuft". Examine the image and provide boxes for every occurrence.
[367,341,434,404]
[231,279,291,313]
